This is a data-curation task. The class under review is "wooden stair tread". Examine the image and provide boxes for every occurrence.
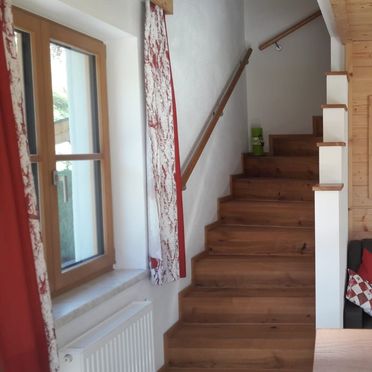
[233,175,317,182]
[181,287,315,325]
[167,324,315,369]
[207,223,314,233]
[243,155,319,180]
[223,198,314,205]
[194,254,314,264]
[219,199,314,228]
[269,135,320,156]
[194,255,314,289]
[162,368,310,372]
[206,223,314,256]
[232,176,318,201]
[183,286,314,298]
[180,287,315,325]
[312,183,344,191]
[317,141,346,147]
[326,71,348,76]
[168,323,315,343]
[244,153,318,158]
[321,104,348,111]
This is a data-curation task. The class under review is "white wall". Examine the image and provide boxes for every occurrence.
[167,0,248,277]
[14,0,248,369]
[244,0,330,151]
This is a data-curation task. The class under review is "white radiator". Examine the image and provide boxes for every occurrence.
[59,301,155,372]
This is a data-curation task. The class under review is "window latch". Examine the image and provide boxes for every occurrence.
[52,170,59,186]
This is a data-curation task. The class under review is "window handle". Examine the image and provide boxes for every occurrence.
[52,169,59,186]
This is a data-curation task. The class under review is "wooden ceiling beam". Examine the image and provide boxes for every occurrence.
[151,0,173,15]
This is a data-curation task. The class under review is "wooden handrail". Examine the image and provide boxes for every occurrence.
[259,10,322,51]
[181,48,253,189]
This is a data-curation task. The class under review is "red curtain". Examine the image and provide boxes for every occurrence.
[0,11,51,372]
[144,2,186,285]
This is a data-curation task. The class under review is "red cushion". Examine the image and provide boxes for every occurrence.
[357,248,372,283]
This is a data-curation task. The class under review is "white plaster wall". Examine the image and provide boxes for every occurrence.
[167,0,248,280]
[244,0,330,151]
[14,0,248,369]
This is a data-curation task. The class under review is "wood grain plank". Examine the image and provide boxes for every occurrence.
[347,42,354,236]
[312,184,344,191]
[326,71,349,76]
[368,95,372,198]
[352,162,368,186]
[352,186,372,207]
[314,329,372,372]
[317,142,346,147]
[321,104,348,110]
[151,0,173,14]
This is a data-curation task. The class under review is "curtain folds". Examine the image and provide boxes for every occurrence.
[0,1,58,371]
[144,2,186,285]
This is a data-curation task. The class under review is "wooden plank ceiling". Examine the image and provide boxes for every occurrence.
[331,0,372,42]
[151,0,173,14]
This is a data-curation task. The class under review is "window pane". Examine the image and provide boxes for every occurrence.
[56,160,104,269]
[15,30,37,154]
[51,43,100,155]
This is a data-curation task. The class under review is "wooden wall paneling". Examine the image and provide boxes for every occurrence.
[353,161,368,186]
[369,95,372,198]
[330,0,372,43]
[330,0,349,43]
[349,41,372,239]
[347,42,354,236]
[352,208,372,238]
[353,186,372,208]
[151,0,173,14]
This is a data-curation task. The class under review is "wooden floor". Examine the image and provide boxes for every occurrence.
[160,118,321,371]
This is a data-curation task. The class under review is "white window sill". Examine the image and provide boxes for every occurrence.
[52,269,148,328]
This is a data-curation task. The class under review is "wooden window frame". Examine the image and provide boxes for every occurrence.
[13,7,115,295]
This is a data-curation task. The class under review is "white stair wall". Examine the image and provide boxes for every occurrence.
[315,73,349,329]
[327,75,348,104]
[323,108,348,142]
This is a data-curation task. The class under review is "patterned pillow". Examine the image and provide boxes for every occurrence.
[346,269,372,317]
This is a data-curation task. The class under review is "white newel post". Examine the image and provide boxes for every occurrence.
[315,73,349,328]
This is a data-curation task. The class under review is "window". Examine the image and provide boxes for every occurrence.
[14,7,114,294]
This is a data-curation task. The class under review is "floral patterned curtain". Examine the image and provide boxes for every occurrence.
[0,1,58,370]
[144,1,186,285]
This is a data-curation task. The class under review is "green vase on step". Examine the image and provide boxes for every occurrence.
[251,127,264,156]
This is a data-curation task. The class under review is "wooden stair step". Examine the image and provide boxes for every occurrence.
[270,135,320,156]
[194,256,314,289]
[166,323,315,370]
[219,199,314,227]
[206,224,314,256]
[181,287,314,324]
[232,175,316,201]
[312,116,323,137]
[243,154,318,179]
[161,368,310,372]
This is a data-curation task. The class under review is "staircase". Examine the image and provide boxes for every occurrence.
[160,117,321,371]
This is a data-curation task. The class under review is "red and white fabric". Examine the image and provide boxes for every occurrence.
[0,1,58,370]
[346,269,372,317]
[144,1,186,285]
